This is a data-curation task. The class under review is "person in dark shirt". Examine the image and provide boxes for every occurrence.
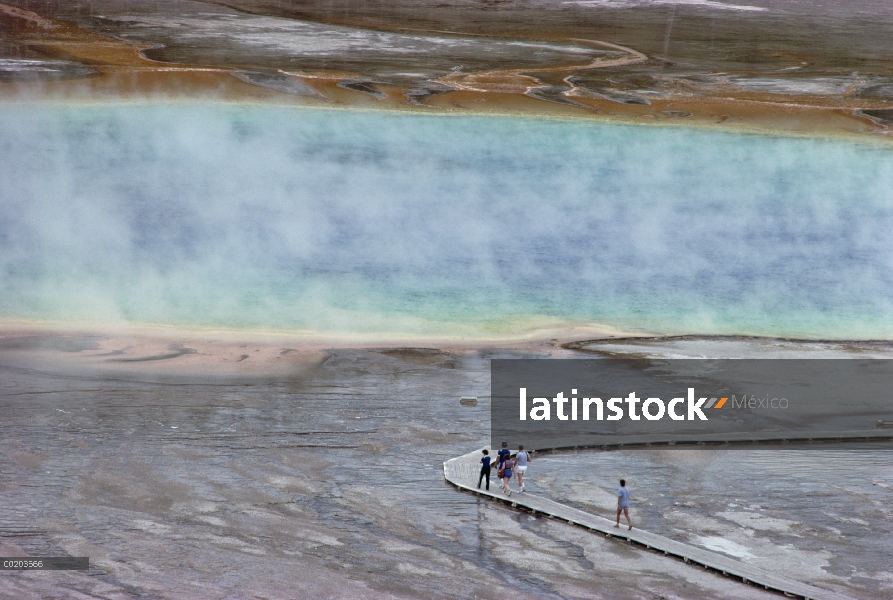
[495,441,511,487]
[501,454,514,496]
[477,449,491,490]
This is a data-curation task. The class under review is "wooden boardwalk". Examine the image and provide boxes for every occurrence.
[444,449,856,600]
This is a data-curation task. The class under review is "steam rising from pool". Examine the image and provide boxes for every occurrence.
[2,105,892,338]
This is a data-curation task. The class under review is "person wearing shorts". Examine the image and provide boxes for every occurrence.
[616,478,632,530]
[501,455,514,496]
[496,441,511,488]
[514,445,531,492]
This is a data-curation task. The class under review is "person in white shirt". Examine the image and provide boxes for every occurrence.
[513,445,531,493]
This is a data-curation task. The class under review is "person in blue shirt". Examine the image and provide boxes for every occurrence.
[615,478,632,530]
[477,449,491,490]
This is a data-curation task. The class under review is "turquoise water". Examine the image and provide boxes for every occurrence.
[2,104,893,338]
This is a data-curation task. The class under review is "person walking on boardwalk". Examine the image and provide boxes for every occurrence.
[615,478,632,530]
[500,451,514,496]
[495,441,511,489]
[514,445,531,493]
[477,449,491,490]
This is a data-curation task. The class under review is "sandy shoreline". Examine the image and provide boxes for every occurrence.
[0,321,636,383]
[4,321,893,384]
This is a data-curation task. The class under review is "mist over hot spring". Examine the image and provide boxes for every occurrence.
[2,104,892,339]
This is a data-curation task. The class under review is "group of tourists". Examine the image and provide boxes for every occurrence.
[476,442,633,529]
[477,441,531,496]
